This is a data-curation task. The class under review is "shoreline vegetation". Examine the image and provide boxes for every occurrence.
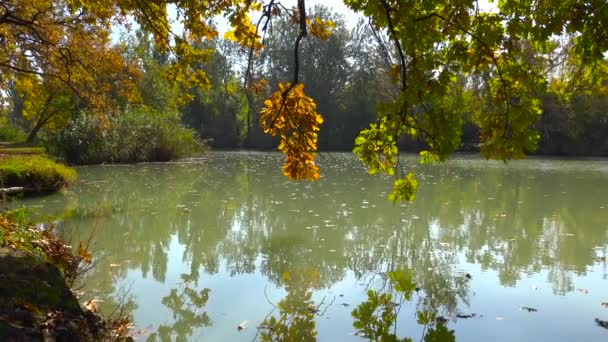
[0,211,132,340]
[0,153,76,196]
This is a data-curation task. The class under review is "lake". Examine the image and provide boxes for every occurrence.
[16,151,608,341]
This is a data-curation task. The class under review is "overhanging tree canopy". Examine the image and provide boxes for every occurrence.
[2,0,606,199]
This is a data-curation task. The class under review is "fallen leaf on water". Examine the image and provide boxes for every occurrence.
[456,313,477,319]
[595,318,608,330]
[237,320,248,331]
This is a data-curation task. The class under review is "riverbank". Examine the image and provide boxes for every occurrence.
[0,147,76,196]
[0,212,131,340]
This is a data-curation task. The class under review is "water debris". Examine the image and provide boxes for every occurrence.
[595,318,608,330]
[578,288,589,294]
[465,273,472,280]
[237,320,248,331]
[521,307,538,312]
[602,302,608,309]
[559,233,575,237]
[531,285,539,291]
[340,303,350,307]
[456,313,477,319]
[339,294,344,297]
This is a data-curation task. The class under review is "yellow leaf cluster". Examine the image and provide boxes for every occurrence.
[307,17,335,40]
[226,3,263,51]
[260,83,324,181]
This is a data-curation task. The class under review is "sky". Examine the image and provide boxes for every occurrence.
[112,0,497,42]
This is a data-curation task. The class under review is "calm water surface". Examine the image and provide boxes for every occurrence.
[17,152,608,341]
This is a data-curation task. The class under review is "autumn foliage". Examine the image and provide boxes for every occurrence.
[260,83,324,180]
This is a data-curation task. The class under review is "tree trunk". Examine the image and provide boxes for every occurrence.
[25,116,49,144]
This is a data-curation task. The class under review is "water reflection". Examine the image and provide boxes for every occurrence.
[14,152,608,341]
[147,273,211,341]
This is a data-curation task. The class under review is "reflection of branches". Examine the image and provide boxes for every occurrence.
[352,269,456,342]
[148,273,211,341]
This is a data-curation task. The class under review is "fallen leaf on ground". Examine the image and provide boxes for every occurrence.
[83,299,103,312]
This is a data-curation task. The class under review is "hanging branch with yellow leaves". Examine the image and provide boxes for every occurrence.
[260,82,324,180]
[257,0,336,181]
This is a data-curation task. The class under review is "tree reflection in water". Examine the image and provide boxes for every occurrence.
[255,268,457,342]
[22,153,608,340]
[147,273,211,342]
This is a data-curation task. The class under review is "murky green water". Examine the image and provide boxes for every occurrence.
[15,152,608,341]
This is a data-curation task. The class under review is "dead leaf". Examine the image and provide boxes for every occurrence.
[84,299,102,312]
[78,242,92,264]
[457,313,477,319]
[596,318,608,330]
[237,320,248,331]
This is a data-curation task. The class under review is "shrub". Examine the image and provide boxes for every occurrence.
[0,125,28,143]
[47,107,204,164]
[0,155,77,192]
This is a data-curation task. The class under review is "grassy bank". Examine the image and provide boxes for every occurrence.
[0,154,76,195]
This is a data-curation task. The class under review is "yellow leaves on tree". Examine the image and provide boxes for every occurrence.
[224,1,264,51]
[260,83,324,181]
[307,17,335,40]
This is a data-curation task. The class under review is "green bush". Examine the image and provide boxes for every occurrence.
[0,125,28,143]
[0,155,77,192]
[47,107,204,164]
